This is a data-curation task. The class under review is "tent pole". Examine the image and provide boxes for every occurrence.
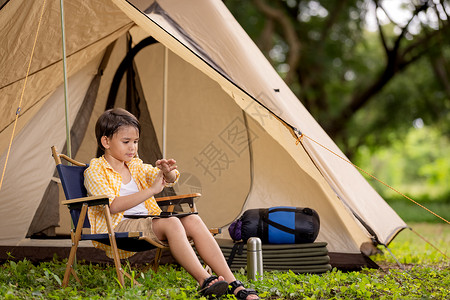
[162,47,169,158]
[383,245,405,270]
[60,0,71,158]
[60,0,75,266]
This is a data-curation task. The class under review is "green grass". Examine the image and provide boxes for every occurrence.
[387,200,450,223]
[374,223,450,265]
[1,223,449,299]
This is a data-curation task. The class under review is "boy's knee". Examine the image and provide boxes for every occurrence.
[166,217,188,237]
[165,216,183,226]
[155,217,183,231]
[185,213,199,220]
[182,214,203,227]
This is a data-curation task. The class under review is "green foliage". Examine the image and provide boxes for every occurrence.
[389,200,450,223]
[354,124,450,223]
[347,49,450,154]
[225,0,450,140]
[374,125,449,194]
[1,223,449,299]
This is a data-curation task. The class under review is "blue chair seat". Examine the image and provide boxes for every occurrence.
[81,232,158,252]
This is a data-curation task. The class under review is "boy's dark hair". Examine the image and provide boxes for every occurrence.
[95,108,141,150]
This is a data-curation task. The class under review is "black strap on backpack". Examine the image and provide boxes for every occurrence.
[260,207,298,234]
[227,242,244,267]
[264,218,296,234]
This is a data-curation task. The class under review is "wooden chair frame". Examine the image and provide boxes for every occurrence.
[51,146,208,288]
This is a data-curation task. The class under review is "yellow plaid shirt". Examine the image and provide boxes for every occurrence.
[84,156,179,259]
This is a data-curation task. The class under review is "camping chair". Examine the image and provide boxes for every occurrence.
[51,146,211,287]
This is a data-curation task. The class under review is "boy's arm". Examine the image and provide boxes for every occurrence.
[146,162,179,187]
[164,169,180,185]
[84,167,116,204]
[154,159,180,186]
[110,171,166,214]
[86,165,166,214]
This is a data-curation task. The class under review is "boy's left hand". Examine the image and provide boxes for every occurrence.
[155,159,177,175]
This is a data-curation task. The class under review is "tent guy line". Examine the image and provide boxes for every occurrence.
[0,0,47,192]
[297,132,450,226]
[296,132,449,260]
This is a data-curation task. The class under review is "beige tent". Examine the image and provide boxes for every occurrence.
[0,0,406,268]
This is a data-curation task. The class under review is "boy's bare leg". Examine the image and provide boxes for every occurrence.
[153,215,258,299]
[152,217,218,285]
[181,215,259,299]
[180,215,236,282]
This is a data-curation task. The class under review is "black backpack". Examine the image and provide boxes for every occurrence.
[229,206,320,244]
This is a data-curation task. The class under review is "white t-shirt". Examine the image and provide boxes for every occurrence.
[121,177,148,218]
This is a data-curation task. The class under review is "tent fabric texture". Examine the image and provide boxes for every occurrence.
[0,0,407,269]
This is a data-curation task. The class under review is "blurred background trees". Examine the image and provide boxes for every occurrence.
[224,0,450,219]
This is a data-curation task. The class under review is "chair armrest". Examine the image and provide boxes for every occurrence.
[155,193,201,206]
[156,193,201,214]
[62,195,109,208]
[209,228,221,235]
[51,145,86,166]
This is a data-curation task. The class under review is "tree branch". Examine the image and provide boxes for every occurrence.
[253,0,301,85]
[320,0,349,41]
[393,2,429,54]
[437,0,450,19]
[325,65,394,138]
[325,0,445,138]
[401,27,445,63]
[375,1,390,54]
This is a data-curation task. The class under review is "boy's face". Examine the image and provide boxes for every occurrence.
[102,125,139,163]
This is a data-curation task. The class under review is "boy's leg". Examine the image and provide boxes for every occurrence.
[180,215,260,299]
[153,216,258,299]
[152,217,212,284]
[179,215,236,283]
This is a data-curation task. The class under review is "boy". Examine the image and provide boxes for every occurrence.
[84,108,258,299]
